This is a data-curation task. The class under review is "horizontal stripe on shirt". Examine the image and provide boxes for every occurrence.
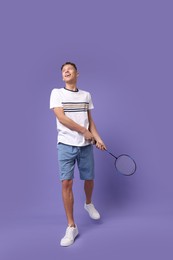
[62,102,89,112]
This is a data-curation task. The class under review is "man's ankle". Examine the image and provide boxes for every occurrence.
[68,223,76,228]
[85,200,91,205]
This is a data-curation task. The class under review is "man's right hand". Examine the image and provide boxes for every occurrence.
[82,129,95,143]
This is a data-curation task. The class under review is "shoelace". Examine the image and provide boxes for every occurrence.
[65,227,74,239]
[87,203,94,210]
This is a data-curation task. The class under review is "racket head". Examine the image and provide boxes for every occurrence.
[114,154,136,176]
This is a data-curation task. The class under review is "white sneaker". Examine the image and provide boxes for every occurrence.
[84,202,101,220]
[60,225,78,247]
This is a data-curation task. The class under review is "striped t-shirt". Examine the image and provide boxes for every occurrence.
[50,87,94,146]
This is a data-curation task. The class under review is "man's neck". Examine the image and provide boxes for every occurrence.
[65,83,77,92]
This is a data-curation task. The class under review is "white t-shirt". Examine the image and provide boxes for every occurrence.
[50,87,94,146]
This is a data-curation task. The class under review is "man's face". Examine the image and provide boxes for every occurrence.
[62,64,78,83]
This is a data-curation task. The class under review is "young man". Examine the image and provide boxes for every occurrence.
[50,62,106,247]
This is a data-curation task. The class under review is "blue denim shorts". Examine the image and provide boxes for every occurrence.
[57,143,95,181]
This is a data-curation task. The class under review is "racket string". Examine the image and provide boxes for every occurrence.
[115,155,136,176]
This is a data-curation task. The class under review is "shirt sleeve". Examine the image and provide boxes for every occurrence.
[88,92,94,110]
[49,88,63,109]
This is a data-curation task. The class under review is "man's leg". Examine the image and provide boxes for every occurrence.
[60,179,79,247]
[84,179,100,220]
[62,179,75,227]
[84,180,94,204]
[78,145,100,219]
[58,144,78,246]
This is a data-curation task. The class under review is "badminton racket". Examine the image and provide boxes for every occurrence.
[92,140,136,176]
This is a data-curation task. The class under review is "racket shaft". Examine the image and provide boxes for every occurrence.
[105,150,117,159]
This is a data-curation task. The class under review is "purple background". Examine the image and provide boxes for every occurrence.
[1,0,173,259]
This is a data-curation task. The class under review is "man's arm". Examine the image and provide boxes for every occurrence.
[53,107,94,141]
[88,110,106,150]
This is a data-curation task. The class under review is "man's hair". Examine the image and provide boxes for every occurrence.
[61,62,77,71]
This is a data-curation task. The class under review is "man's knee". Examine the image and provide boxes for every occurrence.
[85,179,94,184]
[62,179,73,190]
